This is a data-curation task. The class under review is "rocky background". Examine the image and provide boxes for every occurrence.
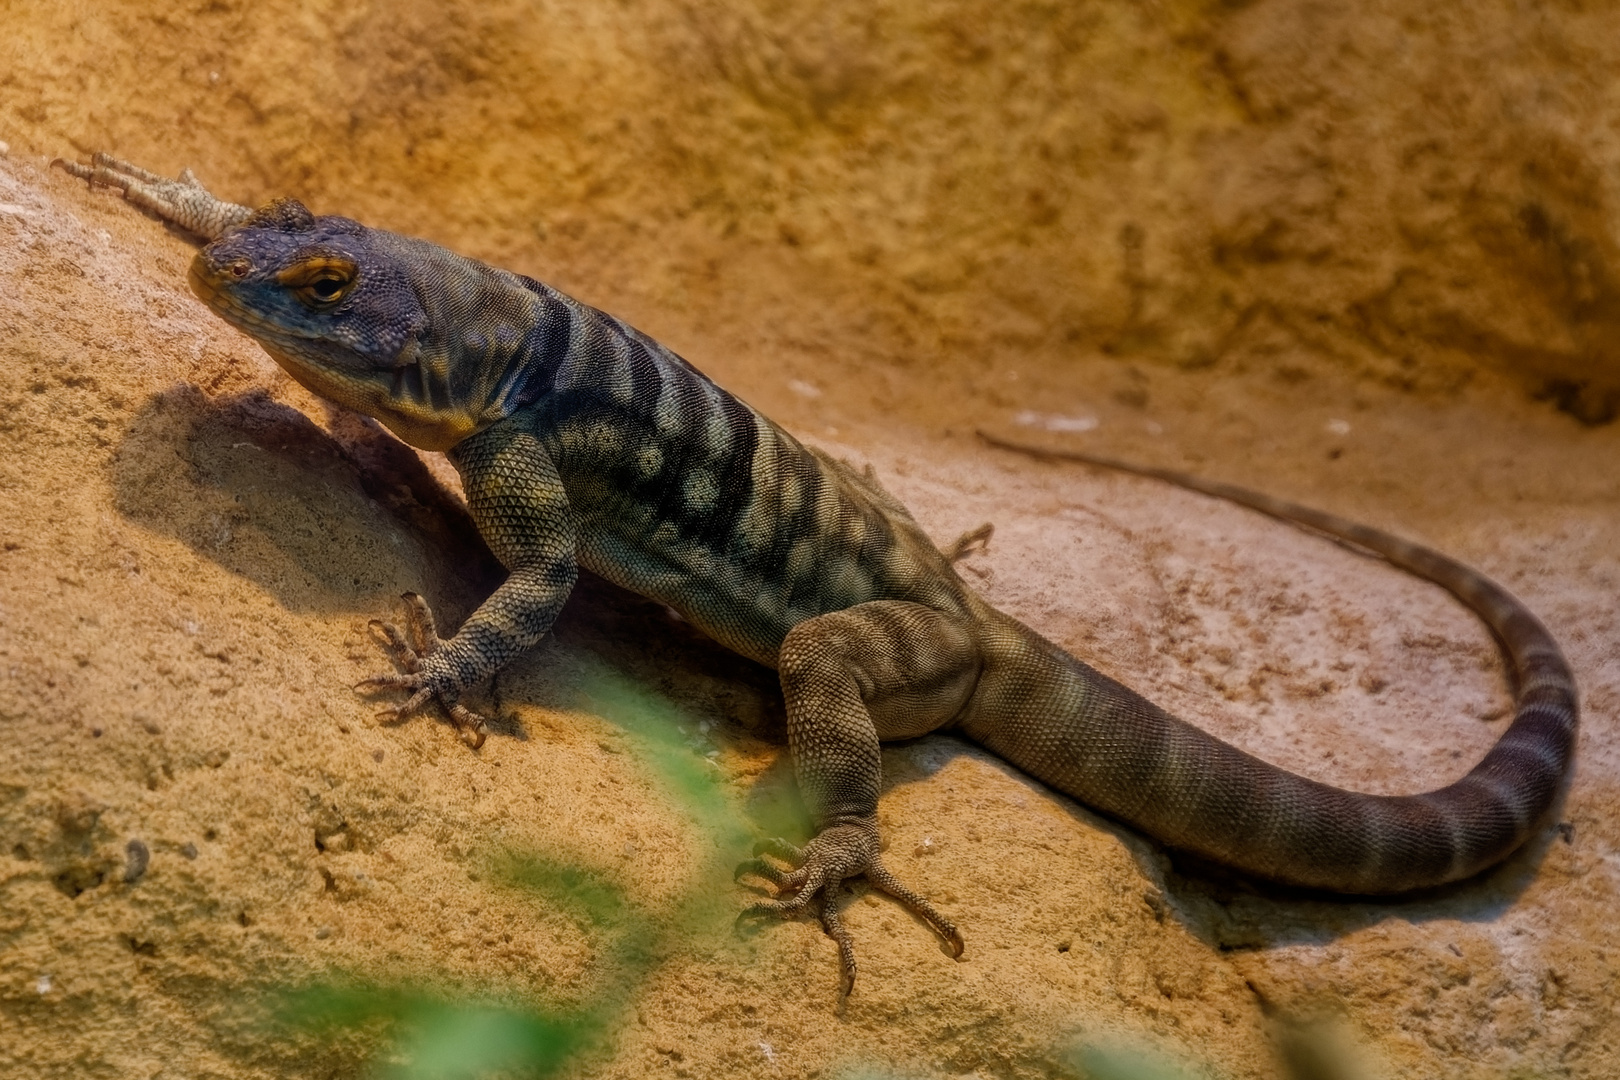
[1,1,1617,1077]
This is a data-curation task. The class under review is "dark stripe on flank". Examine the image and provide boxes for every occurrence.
[744,431,834,589]
[502,312,571,409]
[777,460,838,597]
[686,390,761,549]
[506,282,579,396]
[608,372,762,553]
[624,334,665,416]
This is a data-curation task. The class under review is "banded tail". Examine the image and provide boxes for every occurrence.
[969,435,1578,893]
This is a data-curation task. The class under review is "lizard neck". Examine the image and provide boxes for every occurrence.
[363,259,568,451]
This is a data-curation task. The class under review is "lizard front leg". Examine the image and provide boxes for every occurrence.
[737,600,979,996]
[361,415,577,747]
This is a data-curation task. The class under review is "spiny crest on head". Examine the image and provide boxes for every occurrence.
[244,197,316,232]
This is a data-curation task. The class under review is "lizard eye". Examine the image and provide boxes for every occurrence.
[277,256,358,310]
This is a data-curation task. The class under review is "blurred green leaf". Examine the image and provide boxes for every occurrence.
[1061,1041,1203,1080]
[275,983,591,1080]
[568,658,753,851]
[273,659,763,1078]
[492,853,632,928]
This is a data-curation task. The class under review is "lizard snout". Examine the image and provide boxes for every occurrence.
[186,250,252,307]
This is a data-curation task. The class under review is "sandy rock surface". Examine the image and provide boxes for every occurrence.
[2,2,1618,1077]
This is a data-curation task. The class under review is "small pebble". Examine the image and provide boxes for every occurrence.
[372,749,384,762]
[0,141,10,156]
[1014,409,1098,433]
[180,842,198,860]
[314,926,332,940]
[35,974,50,995]
[124,838,150,883]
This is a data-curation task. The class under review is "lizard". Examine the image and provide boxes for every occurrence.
[54,153,1579,997]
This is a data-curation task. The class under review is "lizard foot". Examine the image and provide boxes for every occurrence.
[734,821,964,997]
[358,592,489,749]
[51,152,254,241]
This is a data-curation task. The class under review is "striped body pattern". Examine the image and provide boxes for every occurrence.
[58,154,1578,994]
[522,280,964,667]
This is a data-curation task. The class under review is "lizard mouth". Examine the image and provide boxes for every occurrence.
[186,257,220,304]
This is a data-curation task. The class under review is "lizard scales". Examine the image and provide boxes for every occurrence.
[57,155,1578,994]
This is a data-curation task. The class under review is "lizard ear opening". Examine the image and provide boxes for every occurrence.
[245,197,316,233]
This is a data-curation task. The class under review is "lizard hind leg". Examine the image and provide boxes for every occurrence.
[737,600,978,996]
[51,153,255,241]
[360,592,489,749]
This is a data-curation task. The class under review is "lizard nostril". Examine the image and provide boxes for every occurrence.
[227,258,251,279]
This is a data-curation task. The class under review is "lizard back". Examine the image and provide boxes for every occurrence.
[514,279,972,667]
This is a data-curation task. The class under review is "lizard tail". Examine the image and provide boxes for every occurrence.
[963,439,1578,894]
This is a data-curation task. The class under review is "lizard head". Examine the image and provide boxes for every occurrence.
[189,198,542,451]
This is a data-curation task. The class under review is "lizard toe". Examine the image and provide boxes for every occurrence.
[368,683,435,723]
[367,618,425,673]
[733,857,795,887]
[816,889,859,998]
[355,671,421,692]
[363,678,488,746]
[753,836,806,863]
[445,700,489,749]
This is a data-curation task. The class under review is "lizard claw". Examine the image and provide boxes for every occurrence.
[817,892,859,999]
[734,819,963,997]
[357,593,489,749]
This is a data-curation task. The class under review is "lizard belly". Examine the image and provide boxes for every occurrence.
[575,531,790,665]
